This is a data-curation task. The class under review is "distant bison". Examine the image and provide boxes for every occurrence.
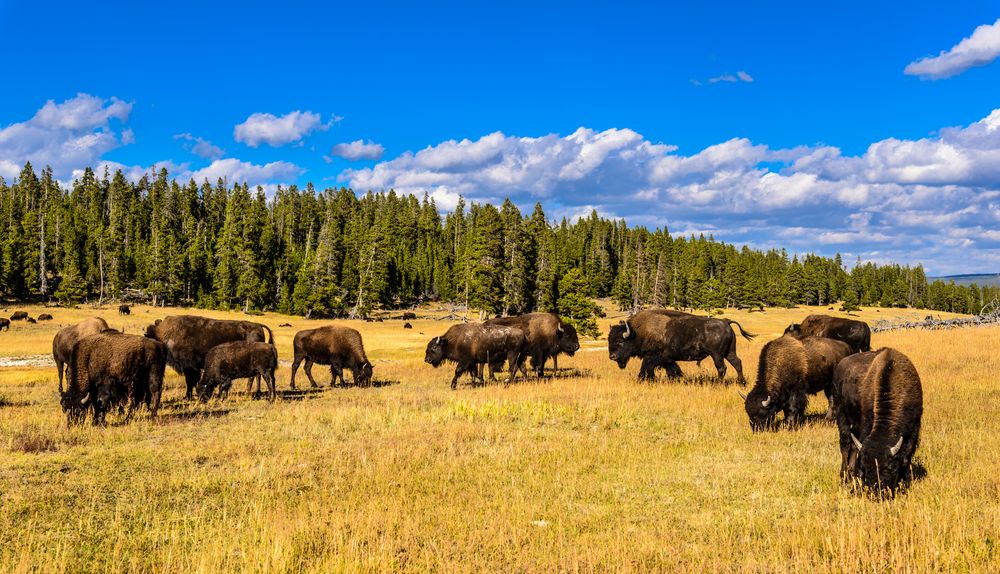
[608,310,753,383]
[278,323,293,327]
[291,325,373,388]
[63,330,167,425]
[834,348,923,492]
[403,322,413,329]
[743,335,853,431]
[10,311,28,321]
[144,315,273,399]
[118,304,131,315]
[401,312,417,320]
[484,312,578,376]
[53,317,111,393]
[785,314,871,353]
[37,313,53,321]
[198,341,278,401]
[424,323,527,388]
[0,318,9,331]
[26,317,36,324]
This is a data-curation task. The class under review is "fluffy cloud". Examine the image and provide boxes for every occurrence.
[189,158,303,186]
[905,18,1000,79]
[0,93,132,180]
[327,139,385,161]
[175,133,224,159]
[343,110,1000,274]
[692,71,754,86]
[233,111,336,147]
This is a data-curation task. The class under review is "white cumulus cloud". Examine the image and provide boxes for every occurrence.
[905,18,1000,79]
[327,139,385,161]
[189,158,304,186]
[233,111,335,147]
[175,133,225,159]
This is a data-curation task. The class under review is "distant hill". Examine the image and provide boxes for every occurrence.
[931,273,1000,287]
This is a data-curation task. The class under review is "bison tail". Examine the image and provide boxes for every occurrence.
[264,325,274,345]
[727,320,756,341]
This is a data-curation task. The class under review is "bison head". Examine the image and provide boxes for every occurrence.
[196,377,218,402]
[743,386,779,432]
[607,321,638,369]
[851,433,907,493]
[425,336,446,367]
[558,323,580,356]
[358,361,374,386]
[783,323,802,337]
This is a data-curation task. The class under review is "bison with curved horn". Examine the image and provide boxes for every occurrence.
[484,312,578,377]
[424,323,527,389]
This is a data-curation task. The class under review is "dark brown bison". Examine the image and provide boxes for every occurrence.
[424,323,528,388]
[118,304,131,315]
[607,310,753,383]
[144,315,273,399]
[833,348,923,492]
[197,341,278,401]
[63,330,167,425]
[290,325,373,388]
[743,335,853,431]
[52,317,111,393]
[26,317,36,324]
[403,322,413,329]
[401,312,417,320]
[484,313,578,376]
[37,313,53,321]
[10,311,28,321]
[785,314,871,353]
[0,318,9,331]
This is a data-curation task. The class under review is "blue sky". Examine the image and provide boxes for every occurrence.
[1,0,999,275]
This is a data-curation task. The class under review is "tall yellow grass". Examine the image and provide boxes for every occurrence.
[1,303,997,572]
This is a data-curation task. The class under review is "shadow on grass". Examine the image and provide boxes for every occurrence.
[0,396,35,408]
[151,409,231,425]
[638,373,746,386]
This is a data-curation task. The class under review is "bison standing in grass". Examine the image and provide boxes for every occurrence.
[0,318,9,331]
[52,317,111,393]
[118,304,131,315]
[10,311,28,321]
[484,312,578,376]
[785,314,871,353]
[145,315,273,399]
[424,323,528,388]
[743,335,853,431]
[290,325,373,388]
[63,330,167,425]
[197,341,278,401]
[833,348,923,493]
[37,313,53,321]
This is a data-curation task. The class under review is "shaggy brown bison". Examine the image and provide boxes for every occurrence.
[403,322,413,329]
[743,335,853,431]
[63,330,167,425]
[785,314,871,353]
[833,348,923,492]
[37,313,53,321]
[401,312,417,320]
[424,323,528,388]
[484,313,578,376]
[144,315,273,399]
[0,318,9,331]
[10,311,28,321]
[26,317,36,324]
[118,304,131,315]
[52,317,111,393]
[607,310,753,383]
[290,325,373,388]
[198,341,278,401]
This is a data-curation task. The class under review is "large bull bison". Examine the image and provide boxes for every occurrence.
[484,312,578,376]
[290,325,373,388]
[0,318,9,331]
[424,323,528,388]
[52,317,111,393]
[63,330,167,425]
[145,315,273,399]
[10,311,28,321]
[607,311,753,383]
[198,341,278,401]
[742,335,853,431]
[833,348,923,492]
[785,314,871,353]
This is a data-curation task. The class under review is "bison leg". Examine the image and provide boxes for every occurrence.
[823,386,836,421]
[836,415,856,481]
[450,364,464,390]
[263,368,276,401]
[663,361,683,379]
[290,356,303,389]
[183,368,200,400]
[710,353,727,382]
[784,391,808,428]
[637,357,657,381]
[726,352,746,386]
[303,359,319,388]
[56,360,65,394]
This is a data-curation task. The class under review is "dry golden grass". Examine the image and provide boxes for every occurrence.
[1,303,998,573]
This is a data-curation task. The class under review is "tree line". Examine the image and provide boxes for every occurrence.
[1,162,996,329]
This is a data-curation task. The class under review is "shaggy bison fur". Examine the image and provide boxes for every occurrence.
[290,325,373,388]
[424,323,528,388]
[784,314,871,353]
[52,317,111,393]
[198,341,278,401]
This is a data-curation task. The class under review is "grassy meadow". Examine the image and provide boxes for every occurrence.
[1,302,998,572]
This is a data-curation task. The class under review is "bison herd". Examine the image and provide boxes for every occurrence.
[39,308,921,493]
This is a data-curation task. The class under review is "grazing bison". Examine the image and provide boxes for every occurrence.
[0,318,9,331]
[401,312,417,320]
[198,341,278,401]
[63,330,167,425]
[52,317,111,393]
[785,314,871,353]
[290,325,373,388]
[484,313,578,376]
[37,313,53,321]
[118,304,131,315]
[424,323,528,388]
[10,311,28,321]
[608,311,753,383]
[833,348,923,492]
[743,335,853,431]
[144,315,273,399]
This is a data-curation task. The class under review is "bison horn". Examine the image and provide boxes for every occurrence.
[558,324,564,334]
[80,395,89,406]
[737,391,747,401]
[760,396,771,408]
[889,436,903,457]
[623,322,631,339]
[851,433,863,451]
[434,336,441,344]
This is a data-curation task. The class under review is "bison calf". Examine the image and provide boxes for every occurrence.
[833,348,923,493]
[198,341,278,401]
[291,326,373,388]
